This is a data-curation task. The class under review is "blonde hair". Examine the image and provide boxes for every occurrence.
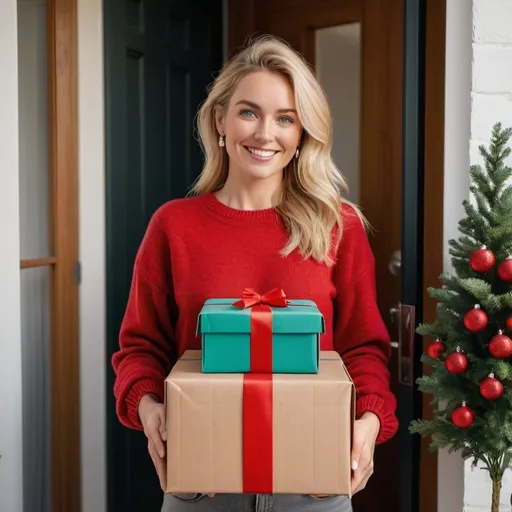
[191,35,365,265]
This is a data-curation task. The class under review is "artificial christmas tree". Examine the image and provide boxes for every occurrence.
[410,123,512,512]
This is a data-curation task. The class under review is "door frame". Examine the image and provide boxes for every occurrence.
[421,1,446,511]
[228,1,445,510]
[19,0,81,510]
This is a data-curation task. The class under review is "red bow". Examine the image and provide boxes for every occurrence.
[233,288,288,309]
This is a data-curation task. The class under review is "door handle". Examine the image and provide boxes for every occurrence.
[397,303,415,386]
[388,250,401,276]
[389,305,400,324]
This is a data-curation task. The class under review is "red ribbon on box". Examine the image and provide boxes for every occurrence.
[232,287,288,373]
[243,374,273,493]
[232,288,288,493]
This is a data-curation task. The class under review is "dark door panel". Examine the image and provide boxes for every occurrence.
[104,1,223,510]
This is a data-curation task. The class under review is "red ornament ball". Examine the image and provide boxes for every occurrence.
[445,350,468,374]
[451,404,474,429]
[506,316,512,332]
[464,305,488,332]
[498,258,512,283]
[480,375,504,400]
[427,339,446,359]
[488,330,512,359]
[470,247,496,273]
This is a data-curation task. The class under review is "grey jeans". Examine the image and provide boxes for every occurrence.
[162,493,352,512]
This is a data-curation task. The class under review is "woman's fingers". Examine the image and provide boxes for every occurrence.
[158,407,167,442]
[351,454,374,495]
[352,462,374,494]
[146,412,166,458]
[148,439,167,491]
[355,469,373,494]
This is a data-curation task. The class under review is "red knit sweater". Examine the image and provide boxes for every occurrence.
[112,192,398,444]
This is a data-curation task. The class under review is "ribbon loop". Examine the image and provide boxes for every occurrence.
[233,287,288,309]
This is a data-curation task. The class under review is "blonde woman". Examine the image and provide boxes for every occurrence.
[112,36,398,512]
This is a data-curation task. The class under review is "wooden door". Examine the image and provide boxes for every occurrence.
[104,0,223,510]
[228,1,445,511]
[18,0,80,511]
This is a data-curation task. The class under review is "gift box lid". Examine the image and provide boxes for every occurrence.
[197,298,325,334]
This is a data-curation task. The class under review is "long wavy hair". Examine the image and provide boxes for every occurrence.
[191,35,365,265]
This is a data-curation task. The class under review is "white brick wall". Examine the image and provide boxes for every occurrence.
[473,0,512,44]
[465,1,512,511]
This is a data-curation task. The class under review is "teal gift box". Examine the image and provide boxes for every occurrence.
[197,297,325,374]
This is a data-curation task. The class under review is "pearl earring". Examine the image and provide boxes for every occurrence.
[295,148,299,159]
[219,134,225,147]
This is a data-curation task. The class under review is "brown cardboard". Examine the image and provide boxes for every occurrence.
[164,350,355,497]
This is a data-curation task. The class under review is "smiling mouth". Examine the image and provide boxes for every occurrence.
[245,146,279,158]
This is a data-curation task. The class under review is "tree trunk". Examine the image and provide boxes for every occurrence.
[492,476,502,512]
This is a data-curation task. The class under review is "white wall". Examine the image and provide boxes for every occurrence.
[0,1,24,511]
[316,24,361,203]
[444,0,512,511]
[439,1,472,508]
[77,0,106,511]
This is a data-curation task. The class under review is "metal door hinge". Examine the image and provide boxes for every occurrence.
[74,261,81,285]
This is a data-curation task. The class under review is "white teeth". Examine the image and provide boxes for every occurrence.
[247,147,276,157]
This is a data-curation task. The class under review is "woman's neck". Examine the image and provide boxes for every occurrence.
[214,173,283,211]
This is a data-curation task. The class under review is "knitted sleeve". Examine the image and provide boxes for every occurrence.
[111,210,178,430]
[333,205,399,444]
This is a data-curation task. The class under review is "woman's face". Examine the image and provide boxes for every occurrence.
[216,70,303,184]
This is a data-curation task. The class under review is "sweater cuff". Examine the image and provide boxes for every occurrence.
[125,379,165,430]
[356,394,397,445]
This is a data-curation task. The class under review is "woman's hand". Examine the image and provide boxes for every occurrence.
[139,393,167,491]
[350,411,380,495]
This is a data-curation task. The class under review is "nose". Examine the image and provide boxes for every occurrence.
[254,118,275,143]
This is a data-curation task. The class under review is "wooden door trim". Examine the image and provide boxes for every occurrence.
[20,257,58,269]
[421,1,446,511]
[47,0,81,510]
[228,0,255,56]
[261,0,361,30]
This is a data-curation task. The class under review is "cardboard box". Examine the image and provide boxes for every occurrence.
[164,350,354,496]
[197,298,325,373]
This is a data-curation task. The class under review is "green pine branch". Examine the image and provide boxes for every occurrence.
[411,123,512,479]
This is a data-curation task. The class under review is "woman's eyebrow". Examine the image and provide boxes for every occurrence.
[235,99,297,114]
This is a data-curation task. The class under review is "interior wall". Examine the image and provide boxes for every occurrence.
[77,0,106,510]
[0,0,23,511]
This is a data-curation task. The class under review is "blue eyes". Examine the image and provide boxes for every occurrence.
[240,109,294,125]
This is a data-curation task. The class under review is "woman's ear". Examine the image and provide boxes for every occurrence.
[214,107,225,135]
